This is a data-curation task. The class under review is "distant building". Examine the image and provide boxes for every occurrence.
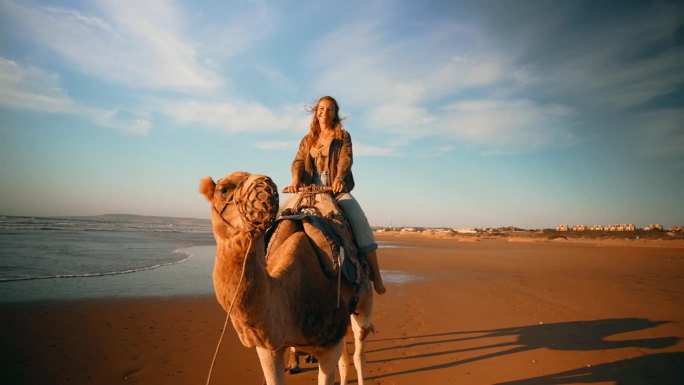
[556,224,569,232]
[667,226,683,232]
[434,228,452,233]
[454,227,477,234]
[644,224,664,231]
[419,228,456,236]
[571,224,587,231]
[607,224,636,231]
[588,225,605,231]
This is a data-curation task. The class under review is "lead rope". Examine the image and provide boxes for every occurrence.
[205,238,253,385]
[337,247,344,308]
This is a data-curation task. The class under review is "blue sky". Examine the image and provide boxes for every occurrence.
[1,0,682,229]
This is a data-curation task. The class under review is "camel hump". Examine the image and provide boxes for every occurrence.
[302,217,348,278]
[268,193,370,291]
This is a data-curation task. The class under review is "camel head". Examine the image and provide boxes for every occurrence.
[199,171,279,238]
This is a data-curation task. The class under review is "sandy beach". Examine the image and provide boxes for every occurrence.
[2,233,683,385]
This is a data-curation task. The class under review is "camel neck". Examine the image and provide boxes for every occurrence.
[214,233,269,315]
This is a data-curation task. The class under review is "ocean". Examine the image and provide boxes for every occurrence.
[0,215,216,302]
[0,214,410,303]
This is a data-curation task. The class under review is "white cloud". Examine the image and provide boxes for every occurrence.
[0,57,151,135]
[195,2,277,61]
[305,16,575,155]
[255,141,298,151]
[163,99,308,133]
[437,99,575,155]
[92,109,152,135]
[0,58,72,112]
[353,143,396,157]
[308,21,426,106]
[308,20,507,107]
[607,50,684,109]
[253,134,397,157]
[254,65,299,94]
[302,4,684,158]
[423,54,505,97]
[522,5,684,111]
[365,104,434,131]
[1,0,221,91]
[437,145,455,154]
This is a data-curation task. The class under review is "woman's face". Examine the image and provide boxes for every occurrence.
[317,99,336,128]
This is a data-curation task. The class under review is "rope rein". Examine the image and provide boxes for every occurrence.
[205,237,253,385]
[206,174,279,385]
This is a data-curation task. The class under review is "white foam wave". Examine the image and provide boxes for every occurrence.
[0,249,194,283]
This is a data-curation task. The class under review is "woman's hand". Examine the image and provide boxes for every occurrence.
[332,177,345,194]
[284,179,301,193]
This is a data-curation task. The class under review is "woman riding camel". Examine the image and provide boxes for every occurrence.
[284,96,386,294]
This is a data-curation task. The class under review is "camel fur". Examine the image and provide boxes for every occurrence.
[200,171,373,385]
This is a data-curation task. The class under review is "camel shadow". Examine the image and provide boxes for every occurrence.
[362,318,679,383]
[495,352,684,384]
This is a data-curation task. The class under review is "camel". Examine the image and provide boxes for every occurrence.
[199,171,373,385]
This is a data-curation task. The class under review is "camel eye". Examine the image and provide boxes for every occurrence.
[220,187,228,196]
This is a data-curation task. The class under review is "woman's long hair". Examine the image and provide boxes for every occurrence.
[305,96,343,146]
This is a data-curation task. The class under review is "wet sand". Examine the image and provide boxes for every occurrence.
[2,235,683,384]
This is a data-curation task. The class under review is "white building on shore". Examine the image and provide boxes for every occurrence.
[556,223,637,231]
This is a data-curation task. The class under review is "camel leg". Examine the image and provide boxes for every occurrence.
[351,294,374,385]
[338,334,352,385]
[256,346,285,385]
[285,347,302,374]
[316,339,344,385]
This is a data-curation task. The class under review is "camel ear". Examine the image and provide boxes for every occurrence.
[199,177,216,202]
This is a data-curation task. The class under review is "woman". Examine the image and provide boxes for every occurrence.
[285,96,386,294]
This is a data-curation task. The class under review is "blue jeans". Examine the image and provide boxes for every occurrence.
[336,193,378,253]
[309,172,377,253]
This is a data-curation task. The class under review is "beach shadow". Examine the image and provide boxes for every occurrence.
[494,352,684,385]
[363,318,679,382]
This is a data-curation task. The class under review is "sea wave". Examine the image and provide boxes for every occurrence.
[0,249,194,283]
[0,216,211,233]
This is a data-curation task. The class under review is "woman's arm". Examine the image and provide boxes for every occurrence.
[285,136,308,193]
[336,130,353,178]
[332,130,353,193]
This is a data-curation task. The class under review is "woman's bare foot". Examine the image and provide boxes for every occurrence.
[373,278,386,295]
[365,249,386,294]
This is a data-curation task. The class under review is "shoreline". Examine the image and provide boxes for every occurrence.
[0,245,217,303]
[2,234,683,384]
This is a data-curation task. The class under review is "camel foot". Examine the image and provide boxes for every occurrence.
[286,367,302,375]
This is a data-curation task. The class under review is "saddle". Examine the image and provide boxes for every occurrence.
[265,188,370,293]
